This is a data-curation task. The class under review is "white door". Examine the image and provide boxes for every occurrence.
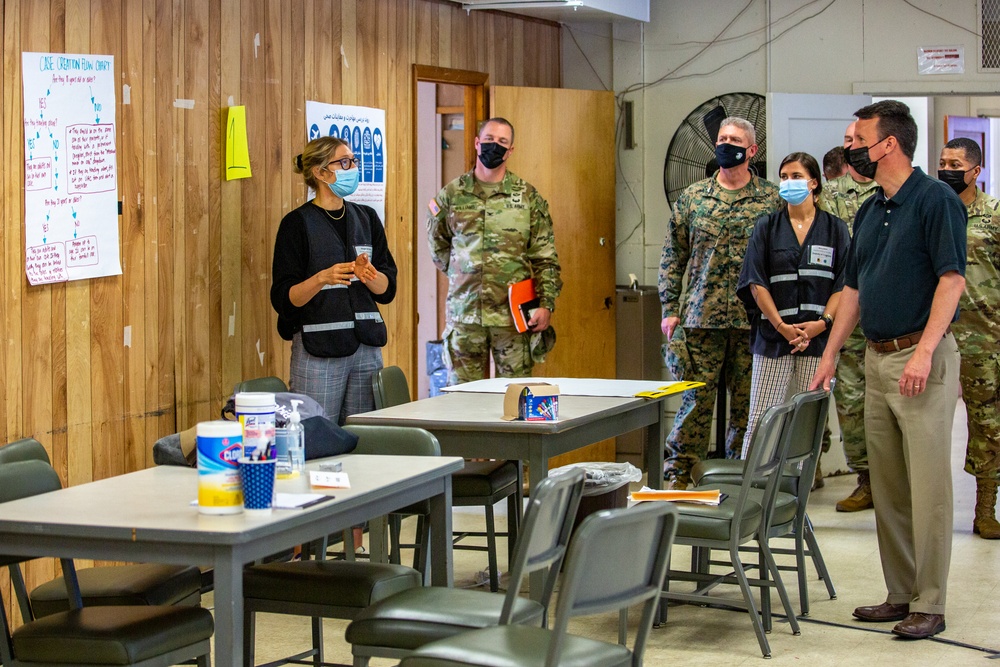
[767,92,872,181]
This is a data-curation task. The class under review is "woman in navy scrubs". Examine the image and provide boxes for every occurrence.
[737,152,850,457]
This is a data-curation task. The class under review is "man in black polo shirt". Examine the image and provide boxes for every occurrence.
[811,100,966,640]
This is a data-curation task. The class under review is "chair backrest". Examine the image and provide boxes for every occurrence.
[782,389,831,497]
[0,438,50,466]
[0,458,67,642]
[545,502,678,666]
[233,376,288,395]
[498,468,586,624]
[731,399,798,543]
[342,425,441,457]
[782,390,831,474]
[0,459,62,505]
[372,366,412,409]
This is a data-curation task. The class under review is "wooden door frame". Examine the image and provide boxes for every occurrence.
[411,65,488,385]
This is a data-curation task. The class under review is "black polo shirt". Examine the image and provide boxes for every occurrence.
[845,167,966,341]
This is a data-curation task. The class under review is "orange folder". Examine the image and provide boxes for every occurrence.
[509,278,540,333]
[630,488,724,505]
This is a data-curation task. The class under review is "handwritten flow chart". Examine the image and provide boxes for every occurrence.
[22,52,122,285]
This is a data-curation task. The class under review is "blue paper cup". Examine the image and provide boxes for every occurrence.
[238,458,277,514]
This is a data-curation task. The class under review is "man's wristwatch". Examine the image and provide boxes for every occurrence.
[820,314,833,330]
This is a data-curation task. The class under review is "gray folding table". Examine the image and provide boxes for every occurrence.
[0,453,463,667]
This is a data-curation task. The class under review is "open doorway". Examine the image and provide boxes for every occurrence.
[413,66,486,399]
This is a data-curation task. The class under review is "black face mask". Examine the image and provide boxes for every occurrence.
[478,142,508,169]
[937,168,974,195]
[846,137,889,180]
[715,142,748,169]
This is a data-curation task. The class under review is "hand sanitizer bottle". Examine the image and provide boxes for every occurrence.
[288,399,306,476]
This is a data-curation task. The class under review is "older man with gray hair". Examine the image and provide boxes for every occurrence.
[659,116,781,488]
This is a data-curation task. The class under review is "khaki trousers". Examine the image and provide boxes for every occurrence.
[864,333,959,615]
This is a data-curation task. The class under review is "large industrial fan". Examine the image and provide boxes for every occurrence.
[663,92,767,205]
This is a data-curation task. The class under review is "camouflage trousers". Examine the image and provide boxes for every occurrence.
[664,327,753,483]
[960,351,1000,480]
[834,325,868,472]
[442,322,532,385]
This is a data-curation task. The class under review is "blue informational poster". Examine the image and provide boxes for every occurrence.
[306,101,387,226]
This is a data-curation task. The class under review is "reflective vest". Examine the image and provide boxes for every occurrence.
[298,204,387,357]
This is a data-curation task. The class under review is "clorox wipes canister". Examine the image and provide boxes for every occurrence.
[197,420,244,514]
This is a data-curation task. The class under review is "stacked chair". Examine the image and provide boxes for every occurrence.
[372,366,523,592]
[658,395,806,658]
[0,458,214,667]
[690,388,835,615]
[0,438,203,620]
[346,468,586,666]
[398,502,680,667]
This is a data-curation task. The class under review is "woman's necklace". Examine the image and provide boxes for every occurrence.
[322,204,345,221]
[792,212,814,230]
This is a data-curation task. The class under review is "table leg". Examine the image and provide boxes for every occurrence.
[646,401,665,490]
[527,437,548,600]
[427,476,454,586]
[369,516,387,563]
[213,552,241,666]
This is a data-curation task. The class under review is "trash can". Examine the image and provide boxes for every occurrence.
[549,461,642,534]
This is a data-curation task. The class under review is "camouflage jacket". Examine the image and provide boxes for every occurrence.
[428,170,562,327]
[818,173,879,227]
[954,188,1000,353]
[659,175,780,329]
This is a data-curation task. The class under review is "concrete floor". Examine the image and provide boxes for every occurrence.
[228,401,1000,666]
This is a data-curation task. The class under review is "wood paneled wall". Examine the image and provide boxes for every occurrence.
[0,0,559,621]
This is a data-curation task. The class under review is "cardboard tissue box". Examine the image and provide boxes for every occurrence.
[502,382,559,421]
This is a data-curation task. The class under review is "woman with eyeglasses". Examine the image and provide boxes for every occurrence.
[271,135,397,424]
[736,151,850,458]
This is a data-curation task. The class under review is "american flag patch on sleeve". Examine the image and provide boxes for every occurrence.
[428,198,441,216]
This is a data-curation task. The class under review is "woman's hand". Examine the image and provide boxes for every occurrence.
[353,253,378,284]
[788,320,825,354]
[317,261,355,287]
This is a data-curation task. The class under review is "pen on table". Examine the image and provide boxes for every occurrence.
[298,496,336,509]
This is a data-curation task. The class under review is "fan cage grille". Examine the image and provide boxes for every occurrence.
[663,93,767,206]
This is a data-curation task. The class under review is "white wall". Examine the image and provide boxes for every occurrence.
[562,0,1000,286]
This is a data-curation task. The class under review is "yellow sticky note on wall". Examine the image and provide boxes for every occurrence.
[225,106,252,181]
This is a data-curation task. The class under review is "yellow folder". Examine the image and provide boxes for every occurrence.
[634,381,706,399]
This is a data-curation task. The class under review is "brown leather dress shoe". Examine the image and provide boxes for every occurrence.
[852,602,910,622]
[892,612,946,639]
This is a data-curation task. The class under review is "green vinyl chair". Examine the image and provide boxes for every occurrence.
[373,365,522,592]
[0,438,203,621]
[398,501,679,667]
[0,459,214,667]
[346,467,586,667]
[242,425,440,667]
[690,389,835,616]
[233,375,289,395]
[659,397,802,659]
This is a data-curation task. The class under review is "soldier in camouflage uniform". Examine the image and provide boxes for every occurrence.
[659,117,780,488]
[428,118,562,385]
[818,121,880,511]
[939,138,1000,539]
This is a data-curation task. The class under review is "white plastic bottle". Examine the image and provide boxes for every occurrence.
[287,399,306,476]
